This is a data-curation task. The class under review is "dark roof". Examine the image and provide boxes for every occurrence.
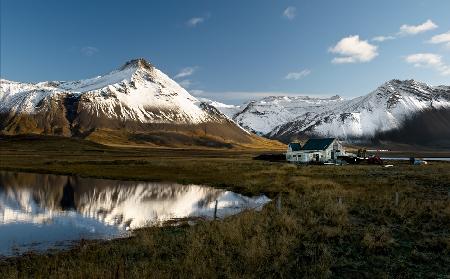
[302,138,336,151]
[288,143,302,151]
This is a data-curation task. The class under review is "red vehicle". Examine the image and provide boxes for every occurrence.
[367,155,383,165]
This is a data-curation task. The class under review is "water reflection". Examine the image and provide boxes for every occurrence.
[0,171,270,256]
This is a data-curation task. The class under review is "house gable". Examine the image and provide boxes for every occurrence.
[288,143,302,152]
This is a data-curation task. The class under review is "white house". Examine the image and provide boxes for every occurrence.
[286,138,346,163]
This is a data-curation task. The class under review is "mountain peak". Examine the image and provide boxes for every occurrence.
[119,58,154,71]
[383,79,428,88]
[329,95,343,100]
[0,59,262,147]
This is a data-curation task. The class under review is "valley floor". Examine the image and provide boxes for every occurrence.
[0,136,449,278]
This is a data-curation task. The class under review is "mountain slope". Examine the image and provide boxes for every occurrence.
[371,107,450,148]
[233,95,344,135]
[0,59,282,149]
[218,80,450,142]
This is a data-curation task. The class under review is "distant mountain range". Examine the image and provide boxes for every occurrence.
[1,59,449,148]
[0,59,279,149]
[204,79,450,147]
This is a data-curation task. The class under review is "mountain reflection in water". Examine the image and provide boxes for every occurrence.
[0,171,270,256]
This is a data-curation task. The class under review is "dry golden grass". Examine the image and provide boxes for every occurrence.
[85,128,286,150]
[0,135,449,278]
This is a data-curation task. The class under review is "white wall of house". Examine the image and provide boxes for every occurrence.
[286,151,309,163]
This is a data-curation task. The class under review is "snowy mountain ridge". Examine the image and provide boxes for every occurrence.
[2,59,449,144]
[208,79,450,140]
[0,59,283,148]
[233,95,344,135]
[0,59,216,124]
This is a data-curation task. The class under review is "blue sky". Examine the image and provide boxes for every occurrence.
[1,0,450,104]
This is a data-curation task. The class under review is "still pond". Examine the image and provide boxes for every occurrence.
[0,171,269,256]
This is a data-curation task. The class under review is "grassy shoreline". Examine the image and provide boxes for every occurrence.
[1,136,450,278]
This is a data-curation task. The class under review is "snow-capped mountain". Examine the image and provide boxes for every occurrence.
[215,80,450,141]
[3,60,448,146]
[0,59,279,147]
[1,59,221,129]
[198,98,242,119]
[233,95,344,135]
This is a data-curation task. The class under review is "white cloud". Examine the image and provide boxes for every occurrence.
[428,30,450,48]
[284,69,311,80]
[186,17,205,27]
[80,46,99,56]
[174,67,200,89]
[399,19,438,35]
[405,53,450,76]
[283,7,296,20]
[331,57,357,64]
[329,35,378,64]
[174,67,197,79]
[406,53,441,66]
[370,19,438,43]
[372,35,395,42]
[178,80,193,88]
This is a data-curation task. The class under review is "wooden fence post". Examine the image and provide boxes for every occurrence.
[395,192,399,207]
[214,200,218,220]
